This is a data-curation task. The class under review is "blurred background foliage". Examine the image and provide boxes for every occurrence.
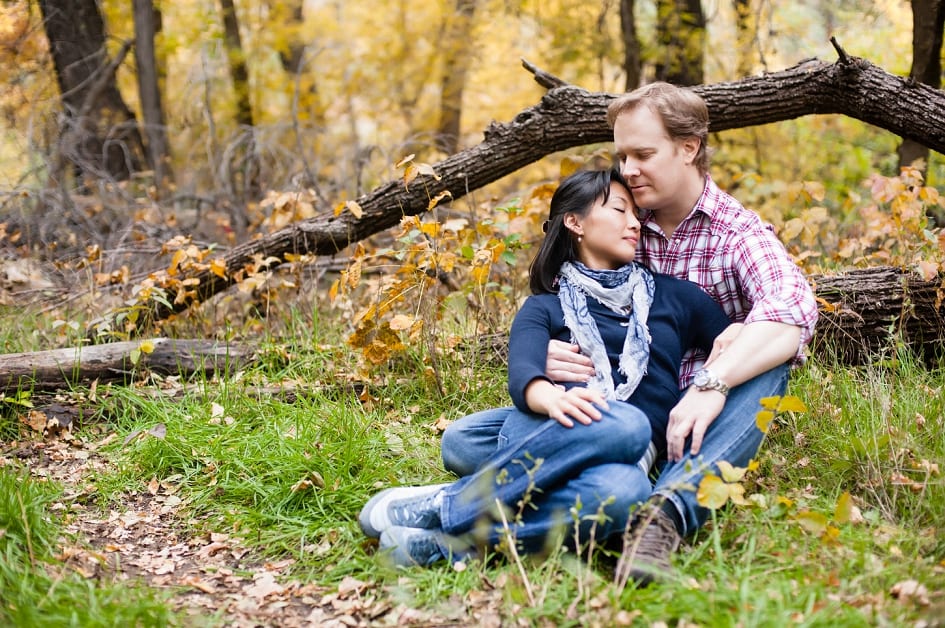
[0,0,941,359]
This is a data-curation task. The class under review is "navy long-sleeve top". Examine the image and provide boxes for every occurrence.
[508,272,730,455]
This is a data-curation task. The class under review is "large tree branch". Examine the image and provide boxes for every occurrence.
[95,52,945,351]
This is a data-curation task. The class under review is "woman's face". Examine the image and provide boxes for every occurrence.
[568,182,641,270]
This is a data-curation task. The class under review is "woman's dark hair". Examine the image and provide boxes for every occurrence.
[529,167,633,294]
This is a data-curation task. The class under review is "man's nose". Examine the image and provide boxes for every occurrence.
[620,159,639,177]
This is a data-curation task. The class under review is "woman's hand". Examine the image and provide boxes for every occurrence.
[545,339,596,382]
[704,323,744,366]
[525,379,608,428]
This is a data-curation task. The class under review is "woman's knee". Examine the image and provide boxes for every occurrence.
[599,402,652,457]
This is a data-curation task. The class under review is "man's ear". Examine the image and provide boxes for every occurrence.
[681,137,701,165]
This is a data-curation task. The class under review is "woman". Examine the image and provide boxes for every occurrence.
[358,168,732,566]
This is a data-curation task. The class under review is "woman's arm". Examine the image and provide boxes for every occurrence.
[524,378,608,428]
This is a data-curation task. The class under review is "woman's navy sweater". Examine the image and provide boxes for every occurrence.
[508,273,730,455]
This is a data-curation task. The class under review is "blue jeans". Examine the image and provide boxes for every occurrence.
[440,364,790,538]
[438,400,652,553]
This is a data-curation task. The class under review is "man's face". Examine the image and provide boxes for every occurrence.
[613,105,697,213]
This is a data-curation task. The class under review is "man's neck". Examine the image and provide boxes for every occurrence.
[653,172,707,239]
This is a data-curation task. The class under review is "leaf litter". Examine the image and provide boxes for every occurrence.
[1,397,475,626]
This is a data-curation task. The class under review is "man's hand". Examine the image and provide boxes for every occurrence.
[545,339,596,382]
[665,387,726,461]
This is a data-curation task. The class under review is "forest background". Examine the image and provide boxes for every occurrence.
[0,0,944,626]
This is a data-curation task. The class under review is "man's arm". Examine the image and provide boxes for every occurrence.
[665,320,801,461]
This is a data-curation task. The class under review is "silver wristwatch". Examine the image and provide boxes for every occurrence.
[692,368,730,397]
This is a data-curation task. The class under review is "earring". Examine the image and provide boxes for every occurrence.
[577,234,583,243]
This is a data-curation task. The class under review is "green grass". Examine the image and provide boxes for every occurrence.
[0,467,176,627]
[1,300,943,625]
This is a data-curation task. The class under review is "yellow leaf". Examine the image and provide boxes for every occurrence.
[403,163,419,189]
[780,218,804,241]
[794,510,828,535]
[716,460,747,483]
[345,200,363,219]
[419,222,440,238]
[776,396,808,413]
[168,249,186,276]
[756,410,775,433]
[427,190,452,211]
[395,154,416,168]
[833,491,853,524]
[759,396,782,410]
[389,314,413,331]
[210,258,227,279]
[696,473,729,509]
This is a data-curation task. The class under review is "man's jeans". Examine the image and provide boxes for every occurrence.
[438,400,653,553]
[441,364,790,538]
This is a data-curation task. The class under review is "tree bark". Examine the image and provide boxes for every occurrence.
[133,0,173,191]
[619,0,642,90]
[436,0,479,154]
[38,0,147,184]
[897,0,945,173]
[0,339,255,394]
[92,53,945,353]
[217,0,261,202]
[654,0,705,86]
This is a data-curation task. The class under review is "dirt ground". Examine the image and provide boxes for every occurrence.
[2,408,505,627]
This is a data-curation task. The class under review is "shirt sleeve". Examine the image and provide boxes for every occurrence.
[507,296,557,412]
[729,221,819,357]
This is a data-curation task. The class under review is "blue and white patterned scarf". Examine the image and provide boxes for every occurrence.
[557,261,655,401]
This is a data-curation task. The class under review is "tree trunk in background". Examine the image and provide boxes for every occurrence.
[38,0,147,184]
[619,0,642,90]
[733,0,756,77]
[654,0,705,86]
[436,0,479,154]
[133,0,173,192]
[897,0,945,173]
[217,0,261,203]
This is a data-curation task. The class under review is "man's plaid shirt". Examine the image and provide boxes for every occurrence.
[636,176,819,387]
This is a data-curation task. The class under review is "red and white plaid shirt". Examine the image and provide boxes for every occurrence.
[636,175,819,387]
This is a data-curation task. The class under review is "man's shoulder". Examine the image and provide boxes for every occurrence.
[705,185,774,236]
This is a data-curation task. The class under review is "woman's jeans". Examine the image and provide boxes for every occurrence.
[441,364,790,537]
[439,400,652,553]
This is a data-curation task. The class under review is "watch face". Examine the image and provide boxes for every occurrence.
[694,370,709,387]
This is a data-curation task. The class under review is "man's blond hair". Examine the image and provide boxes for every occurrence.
[607,82,712,175]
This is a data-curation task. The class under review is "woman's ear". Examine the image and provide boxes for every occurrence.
[563,213,582,235]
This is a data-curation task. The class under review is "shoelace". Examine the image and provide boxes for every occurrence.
[389,490,442,528]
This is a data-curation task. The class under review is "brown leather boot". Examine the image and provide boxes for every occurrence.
[617,506,682,585]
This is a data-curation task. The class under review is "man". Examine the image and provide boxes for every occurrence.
[441,82,819,583]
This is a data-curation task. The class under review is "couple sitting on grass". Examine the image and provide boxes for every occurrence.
[360,83,817,584]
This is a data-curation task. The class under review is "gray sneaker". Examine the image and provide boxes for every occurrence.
[620,506,682,585]
[380,526,459,567]
[358,484,449,538]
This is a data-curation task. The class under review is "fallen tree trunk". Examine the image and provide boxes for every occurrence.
[114,48,945,328]
[0,338,255,393]
[810,267,945,365]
